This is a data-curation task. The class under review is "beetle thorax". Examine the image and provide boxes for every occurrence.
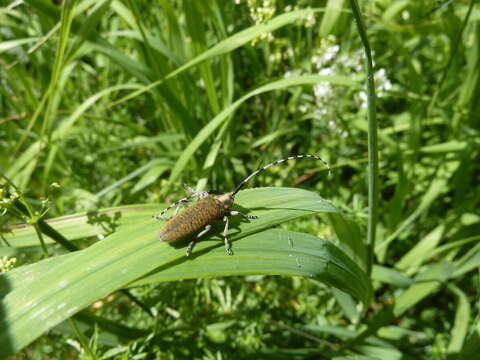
[215,193,234,210]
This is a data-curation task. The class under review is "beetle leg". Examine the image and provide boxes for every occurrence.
[172,202,190,217]
[183,184,211,199]
[153,197,192,221]
[154,187,224,221]
[229,210,258,220]
[223,216,233,255]
[186,224,212,256]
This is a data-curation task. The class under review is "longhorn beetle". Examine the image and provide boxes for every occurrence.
[154,154,330,256]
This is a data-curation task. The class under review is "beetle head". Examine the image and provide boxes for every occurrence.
[215,193,234,210]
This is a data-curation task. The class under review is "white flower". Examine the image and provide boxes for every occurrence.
[357,90,368,108]
[304,12,316,27]
[0,256,17,272]
[318,67,334,76]
[312,38,340,69]
[375,68,393,95]
[298,104,308,113]
[313,83,330,98]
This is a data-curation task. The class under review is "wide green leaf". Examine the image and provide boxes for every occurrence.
[132,229,372,307]
[2,203,162,249]
[0,187,371,357]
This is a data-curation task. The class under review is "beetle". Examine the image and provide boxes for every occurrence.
[154,154,329,256]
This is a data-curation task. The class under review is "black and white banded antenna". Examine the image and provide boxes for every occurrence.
[231,154,331,197]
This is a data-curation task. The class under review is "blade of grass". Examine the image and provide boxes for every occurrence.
[375,164,455,255]
[447,284,471,354]
[16,0,75,157]
[371,265,413,288]
[457,321,480,360]
[6,84,142,190]
[0,38,40,53]
[328,213,367,272]
[95,159,168,198]
[184,1,220,115]
[396,224,445,274]
[168,74,359,184]
[320,0,346,36]
[346,261,455,348]
[107,8,328,108]
[426,0,476,117]
[452,241,480,278]
[393,261,454,316]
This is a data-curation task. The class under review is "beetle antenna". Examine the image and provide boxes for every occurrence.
[231,154,330,196]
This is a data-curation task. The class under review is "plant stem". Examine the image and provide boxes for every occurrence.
[348,0,378,277]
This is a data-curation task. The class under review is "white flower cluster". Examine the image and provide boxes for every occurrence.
[285,4,316,27]
[247,0,276,24]
[0,256,17,272]
[299,8,316,28]
[311,36,393,113]
[235,0,277,43]
[357,68,393,109]
[0,187,19,215]
[311,36,342,118]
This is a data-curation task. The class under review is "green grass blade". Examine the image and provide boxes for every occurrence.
[87,39,152,82]
[371,265,413,288]
[382,0,409,22]
[452,241,480,278]
[396,224,445,274]
[108,8,327,107]
[457,321,480,360]
[447,284,471,354]
[67,0,111,60]
[328,213,367,272]
[0,38,40,53]
[130,163,173,194]
[5,84,142,190]
[320,0,346,36]
[420,141,468,153]
[184,1,220,115]
[103,29,181,64]
[39,0,75,138]
[393,261,455,316]
[95,159,166,198]
[168,75,358,184]
[376,165,455,255]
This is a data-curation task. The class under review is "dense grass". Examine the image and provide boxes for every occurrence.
[1,0,479,359]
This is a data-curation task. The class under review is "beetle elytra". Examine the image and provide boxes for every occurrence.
[154,154,330,256]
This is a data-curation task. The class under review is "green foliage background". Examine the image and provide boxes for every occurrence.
[1,0,479,358]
